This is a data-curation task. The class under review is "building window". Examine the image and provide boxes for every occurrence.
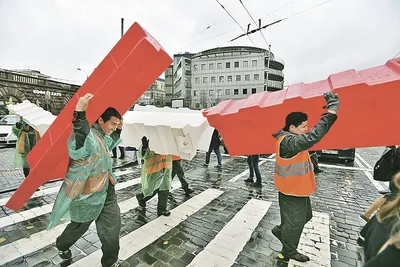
[201,64,206,70]
[195,103,200,108]
[226,62,231,68]
[243,61,248,67]
[217,89,222,97]
[234,89,239,95]
[245,74,250,81]
[243,88,248,94]
[234,61,239,68]
[252,60,257,67]
[195,77,200,83]
[209,63,214,69]
[217,63,222,69]
[252,88,257,94]
[211,76,216,83]
[236,75,241,81]
[194,90,198,96]
[209,90,214,96]
[203,77,207,83]
[227,75,232,82]
[193,64,198,71]
[225,89,231,95]
[254,73,259,80]
[219,76,224,82]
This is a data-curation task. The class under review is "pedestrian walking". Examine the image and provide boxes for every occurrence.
[48,94,129,267]
[12,117,40,177]
[172,155,194,196]
[136,136,172,217]
[271,91,339,262]
[204,129,222,168]
[244,155,262,187]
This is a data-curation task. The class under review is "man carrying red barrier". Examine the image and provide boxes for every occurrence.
[48,93,129,267]
[172,155,194,196]
[271,91,339,262]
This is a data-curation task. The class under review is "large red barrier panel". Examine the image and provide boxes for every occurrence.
[6,23,173,211]
[203,58,400,156]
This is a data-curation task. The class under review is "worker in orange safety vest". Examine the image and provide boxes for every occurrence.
[271,91,339,262]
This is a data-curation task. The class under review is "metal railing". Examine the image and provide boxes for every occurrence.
[265,68,284,78]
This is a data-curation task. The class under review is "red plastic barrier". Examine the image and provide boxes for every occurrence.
[203,58,400,156]
[6,23,173,211]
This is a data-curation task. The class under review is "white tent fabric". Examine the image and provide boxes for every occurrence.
[6,100,57,137]
[120,105,214,160]
[6,102,213,160]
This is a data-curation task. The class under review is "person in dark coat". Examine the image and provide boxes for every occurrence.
[204,129,222,168]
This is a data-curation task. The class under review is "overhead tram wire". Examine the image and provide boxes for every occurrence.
[238,0,269,47]
[393,51,400,59]
[230,0,337,42]
[177,0,260,48]
[215,0,256,46]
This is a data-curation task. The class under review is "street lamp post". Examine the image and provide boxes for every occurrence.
[45,91,51,112]
[77,68,89,79]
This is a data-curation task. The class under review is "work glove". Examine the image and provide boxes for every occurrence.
[141,136,149,149]
[323,91,339,112]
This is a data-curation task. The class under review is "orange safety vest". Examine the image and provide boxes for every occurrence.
[17,130,40,154]
[273,135,316,196]
[145,154,172,175]
[172,155,180,161]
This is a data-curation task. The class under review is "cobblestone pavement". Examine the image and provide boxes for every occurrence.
[0,148,386,267]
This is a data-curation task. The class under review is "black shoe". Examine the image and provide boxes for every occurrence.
[58,249,72,260]
[184,188,194,196]
[119,156,125,160]
[314,168,323,174]
[244,178,254,183]
[214,165,222,168]
[250,182,262,188]
[111,156,117,159]
[136,194,146,208]
[357,236,365,247]
[132,160,139,166]
[279,252,309,262]
[271,226,282,242]
[158,210,171,217]
[203,163,209,167]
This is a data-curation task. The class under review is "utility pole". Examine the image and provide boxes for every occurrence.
[121,18,124,38]
[265,44,271,91]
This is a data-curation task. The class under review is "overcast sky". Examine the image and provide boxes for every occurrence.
[0,0,399,86]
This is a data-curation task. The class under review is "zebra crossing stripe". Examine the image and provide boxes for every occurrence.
[70,189,224,267]
[0,180,181,265]
[187,198,272,266]
[0,169,136,207]
[0,177,141,229]
[288,212,331,267]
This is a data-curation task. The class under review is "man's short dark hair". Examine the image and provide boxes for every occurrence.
[98,107,122,123]
[283,112,308,131]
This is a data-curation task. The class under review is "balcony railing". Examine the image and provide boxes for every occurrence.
[264,80,284,90]
[265,68,284,78]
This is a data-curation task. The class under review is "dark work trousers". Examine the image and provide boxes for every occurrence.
[137,189,169,213]
[278,192,313,256]
[56,184,121,267]
[205,147,222,166]
[247,155,261,183]
[172,160,189,190]
[309,152,319,170]
[112,146,125,158]
[23,168,30,177]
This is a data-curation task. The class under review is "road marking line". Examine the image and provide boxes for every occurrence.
[187,199,271,267]
[229,160,267,182]
[288,212,331,267]
[0,180,182,265]
[354,158,385,192]
[0,169,136,206]
[355,152,373,169]
[70,189,224,267]
[0,176,140,229]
